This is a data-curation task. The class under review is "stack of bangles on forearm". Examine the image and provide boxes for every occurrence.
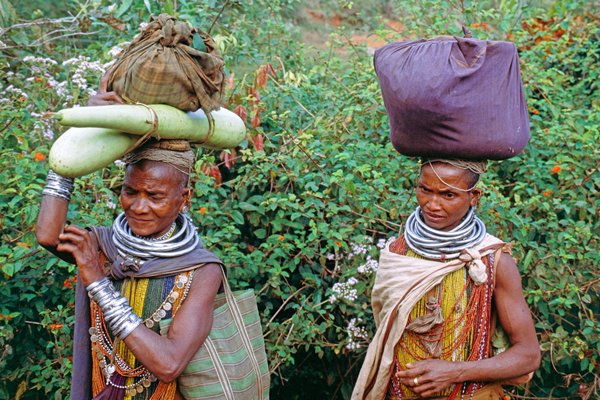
[42,170,74,201]
[86,277,142,340]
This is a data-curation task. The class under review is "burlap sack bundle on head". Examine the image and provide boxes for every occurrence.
[108,13,224,113]
[374,36,530,160]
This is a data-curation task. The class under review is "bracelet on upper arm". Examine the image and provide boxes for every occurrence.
[87,277,142,340]
[42,170,74,202]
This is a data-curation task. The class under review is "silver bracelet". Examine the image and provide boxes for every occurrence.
[42,170,74,201]
[111,310,143,339]
[86,277,142,340]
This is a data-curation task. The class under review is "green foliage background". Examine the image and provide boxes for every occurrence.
[0,0,598,399]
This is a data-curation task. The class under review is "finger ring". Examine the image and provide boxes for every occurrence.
[413,377,419,386]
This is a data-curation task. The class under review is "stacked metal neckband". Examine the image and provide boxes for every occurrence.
[112,212,199,261]
[404,206,486,260]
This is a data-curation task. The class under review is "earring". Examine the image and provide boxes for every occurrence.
[181,205,189,214]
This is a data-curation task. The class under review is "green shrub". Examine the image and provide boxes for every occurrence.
[0,0,597,399]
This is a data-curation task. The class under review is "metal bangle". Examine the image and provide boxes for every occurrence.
[94,291,117,308]
[86,277,111,296]
[42,170,74,201]
[87,279,116,305]
[101,297,129,318]
[86,277,142,339]
[109,307,142,340]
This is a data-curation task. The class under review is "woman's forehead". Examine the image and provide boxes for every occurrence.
[419,163,472,188]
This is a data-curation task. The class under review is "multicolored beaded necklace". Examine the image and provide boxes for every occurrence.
[89,270,194,398]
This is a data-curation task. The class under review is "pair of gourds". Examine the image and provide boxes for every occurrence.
[49,104,246,177]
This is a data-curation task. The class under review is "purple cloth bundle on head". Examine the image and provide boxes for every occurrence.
[374,36,530,160]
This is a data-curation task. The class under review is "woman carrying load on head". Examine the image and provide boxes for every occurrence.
[36,137,224,400]
[352,159,540,400]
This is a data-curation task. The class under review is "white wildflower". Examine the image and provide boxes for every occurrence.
[49,77,69,98]
[108,43,128,58]
[329,278,358,303]
[345,317,369,351]
[23,56,58,75]
[5,85,28,98]
[23,56,58,65]
[347,242,368,259]
[63,56,105,94]
[33,119,55,140]
[357,256,379,275]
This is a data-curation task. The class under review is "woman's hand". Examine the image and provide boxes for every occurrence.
[396,359,464,398]
[87,70,124,106]
[57,225,104,286]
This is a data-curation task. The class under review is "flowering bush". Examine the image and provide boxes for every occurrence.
[0,0,598,399]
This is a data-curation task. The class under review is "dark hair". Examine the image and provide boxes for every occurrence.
[463,170,480,189]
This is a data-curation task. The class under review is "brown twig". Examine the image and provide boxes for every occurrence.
[265,285,308,327]
[267,77,316,118]
[9,249,41,263]
[207,0,231,35]
[0,17,78,36]
[280,127,326,175]
[0,118,15,134]
[346,209,403,230]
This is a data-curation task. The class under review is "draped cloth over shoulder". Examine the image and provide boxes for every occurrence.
[373,37,530,160]
[70,226,223,400]
[351,234,506,400]
[108,13,224,113]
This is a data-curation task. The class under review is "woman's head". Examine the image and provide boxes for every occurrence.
[120,140,194,238]
[416,160,485,231]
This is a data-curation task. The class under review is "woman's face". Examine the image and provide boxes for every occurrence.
[120,160,190,238]
[416,163,481,231]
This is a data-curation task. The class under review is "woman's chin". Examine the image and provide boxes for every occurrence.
[127,222,157,238]
[423,216,446,229]
[131,228,153,237]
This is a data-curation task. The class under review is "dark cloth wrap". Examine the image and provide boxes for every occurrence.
[374,36,530,160]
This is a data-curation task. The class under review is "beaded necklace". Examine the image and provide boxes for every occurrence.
[90,271,194,397]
